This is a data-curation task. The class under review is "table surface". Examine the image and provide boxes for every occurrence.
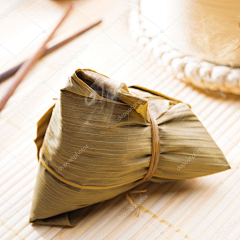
[0,0,240,240]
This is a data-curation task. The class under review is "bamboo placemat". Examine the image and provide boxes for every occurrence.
[0,1,240,240]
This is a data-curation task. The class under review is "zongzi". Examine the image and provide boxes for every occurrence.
[30,69,230,226]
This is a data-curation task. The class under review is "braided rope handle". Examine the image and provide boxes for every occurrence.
[129,2,240,95]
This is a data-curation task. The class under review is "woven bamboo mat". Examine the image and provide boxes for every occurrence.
[0,0,240,239]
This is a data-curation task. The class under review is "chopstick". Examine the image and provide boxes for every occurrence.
[0,5,73,111]
[0,19,102,83]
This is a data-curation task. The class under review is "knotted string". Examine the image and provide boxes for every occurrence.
[125,190,147,217]
[126,108,160,215]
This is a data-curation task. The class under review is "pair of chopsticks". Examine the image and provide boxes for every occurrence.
[0,5,101,111]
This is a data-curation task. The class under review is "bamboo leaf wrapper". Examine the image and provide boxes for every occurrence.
[30,69,230,226]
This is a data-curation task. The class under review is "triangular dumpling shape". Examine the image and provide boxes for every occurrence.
[30,69,230,226]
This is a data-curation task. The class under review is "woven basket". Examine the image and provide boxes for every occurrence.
[129,0,240,95]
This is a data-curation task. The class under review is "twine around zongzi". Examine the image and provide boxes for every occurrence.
[125,108,160,215]
[138,109,160,184]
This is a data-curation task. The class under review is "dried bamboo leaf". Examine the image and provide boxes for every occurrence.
[30,69,230,226]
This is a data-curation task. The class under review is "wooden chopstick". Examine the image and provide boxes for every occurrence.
[0,5,73,111]
[0,19,102,83]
